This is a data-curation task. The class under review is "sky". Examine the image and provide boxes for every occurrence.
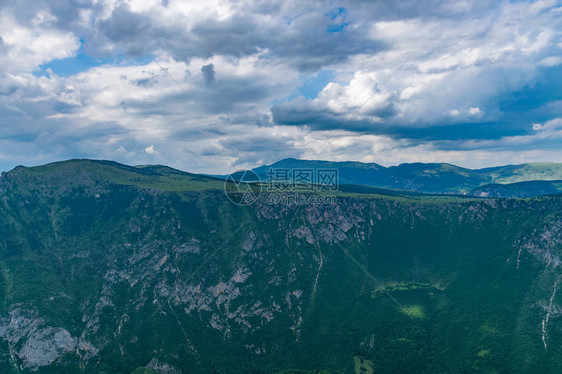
[0,0,561,174]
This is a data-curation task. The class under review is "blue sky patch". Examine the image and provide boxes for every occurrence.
[34,41,156,77]
[290,70,336,100]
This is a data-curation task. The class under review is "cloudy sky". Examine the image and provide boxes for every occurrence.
[0,0,561,173]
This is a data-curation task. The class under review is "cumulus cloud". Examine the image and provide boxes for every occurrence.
[2,0,380,71]
[0,0,560,173]
[469,107,482,116]
[273,0,562,141]
[0,10,80,73]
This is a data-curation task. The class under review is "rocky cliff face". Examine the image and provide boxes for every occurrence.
[0,161,561,373]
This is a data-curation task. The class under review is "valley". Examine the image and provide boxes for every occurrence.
[0,160,560,373]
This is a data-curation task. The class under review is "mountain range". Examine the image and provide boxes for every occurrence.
[245,158,562,197]
[0,159,561,373]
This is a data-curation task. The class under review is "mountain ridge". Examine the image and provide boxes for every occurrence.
[0,159,561,372]
[248,158,562,195]
[4,158,562,198]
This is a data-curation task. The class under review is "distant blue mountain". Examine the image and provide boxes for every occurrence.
[243,158,562,195]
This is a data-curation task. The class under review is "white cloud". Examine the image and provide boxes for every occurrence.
[0,12,80,73]
[275,0,562,135]
[0,0,561,173]
[469,107,482,115]
[539,56,562,67]
[535,117,562,132]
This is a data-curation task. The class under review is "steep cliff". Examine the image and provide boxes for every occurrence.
[0,160,561,373]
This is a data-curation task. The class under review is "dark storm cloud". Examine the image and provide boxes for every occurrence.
[271,104,533,142]
[271,95,399,133]
[99,4,155,57]
[271,102,545,142]
[187,9,385,71]
[201,63,215,86]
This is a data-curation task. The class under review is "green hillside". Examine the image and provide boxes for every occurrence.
[472,180,562,198]
[4,159,225,193]
[486,163,562,184]
[247,158,562,195]
[0,160,561,373]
